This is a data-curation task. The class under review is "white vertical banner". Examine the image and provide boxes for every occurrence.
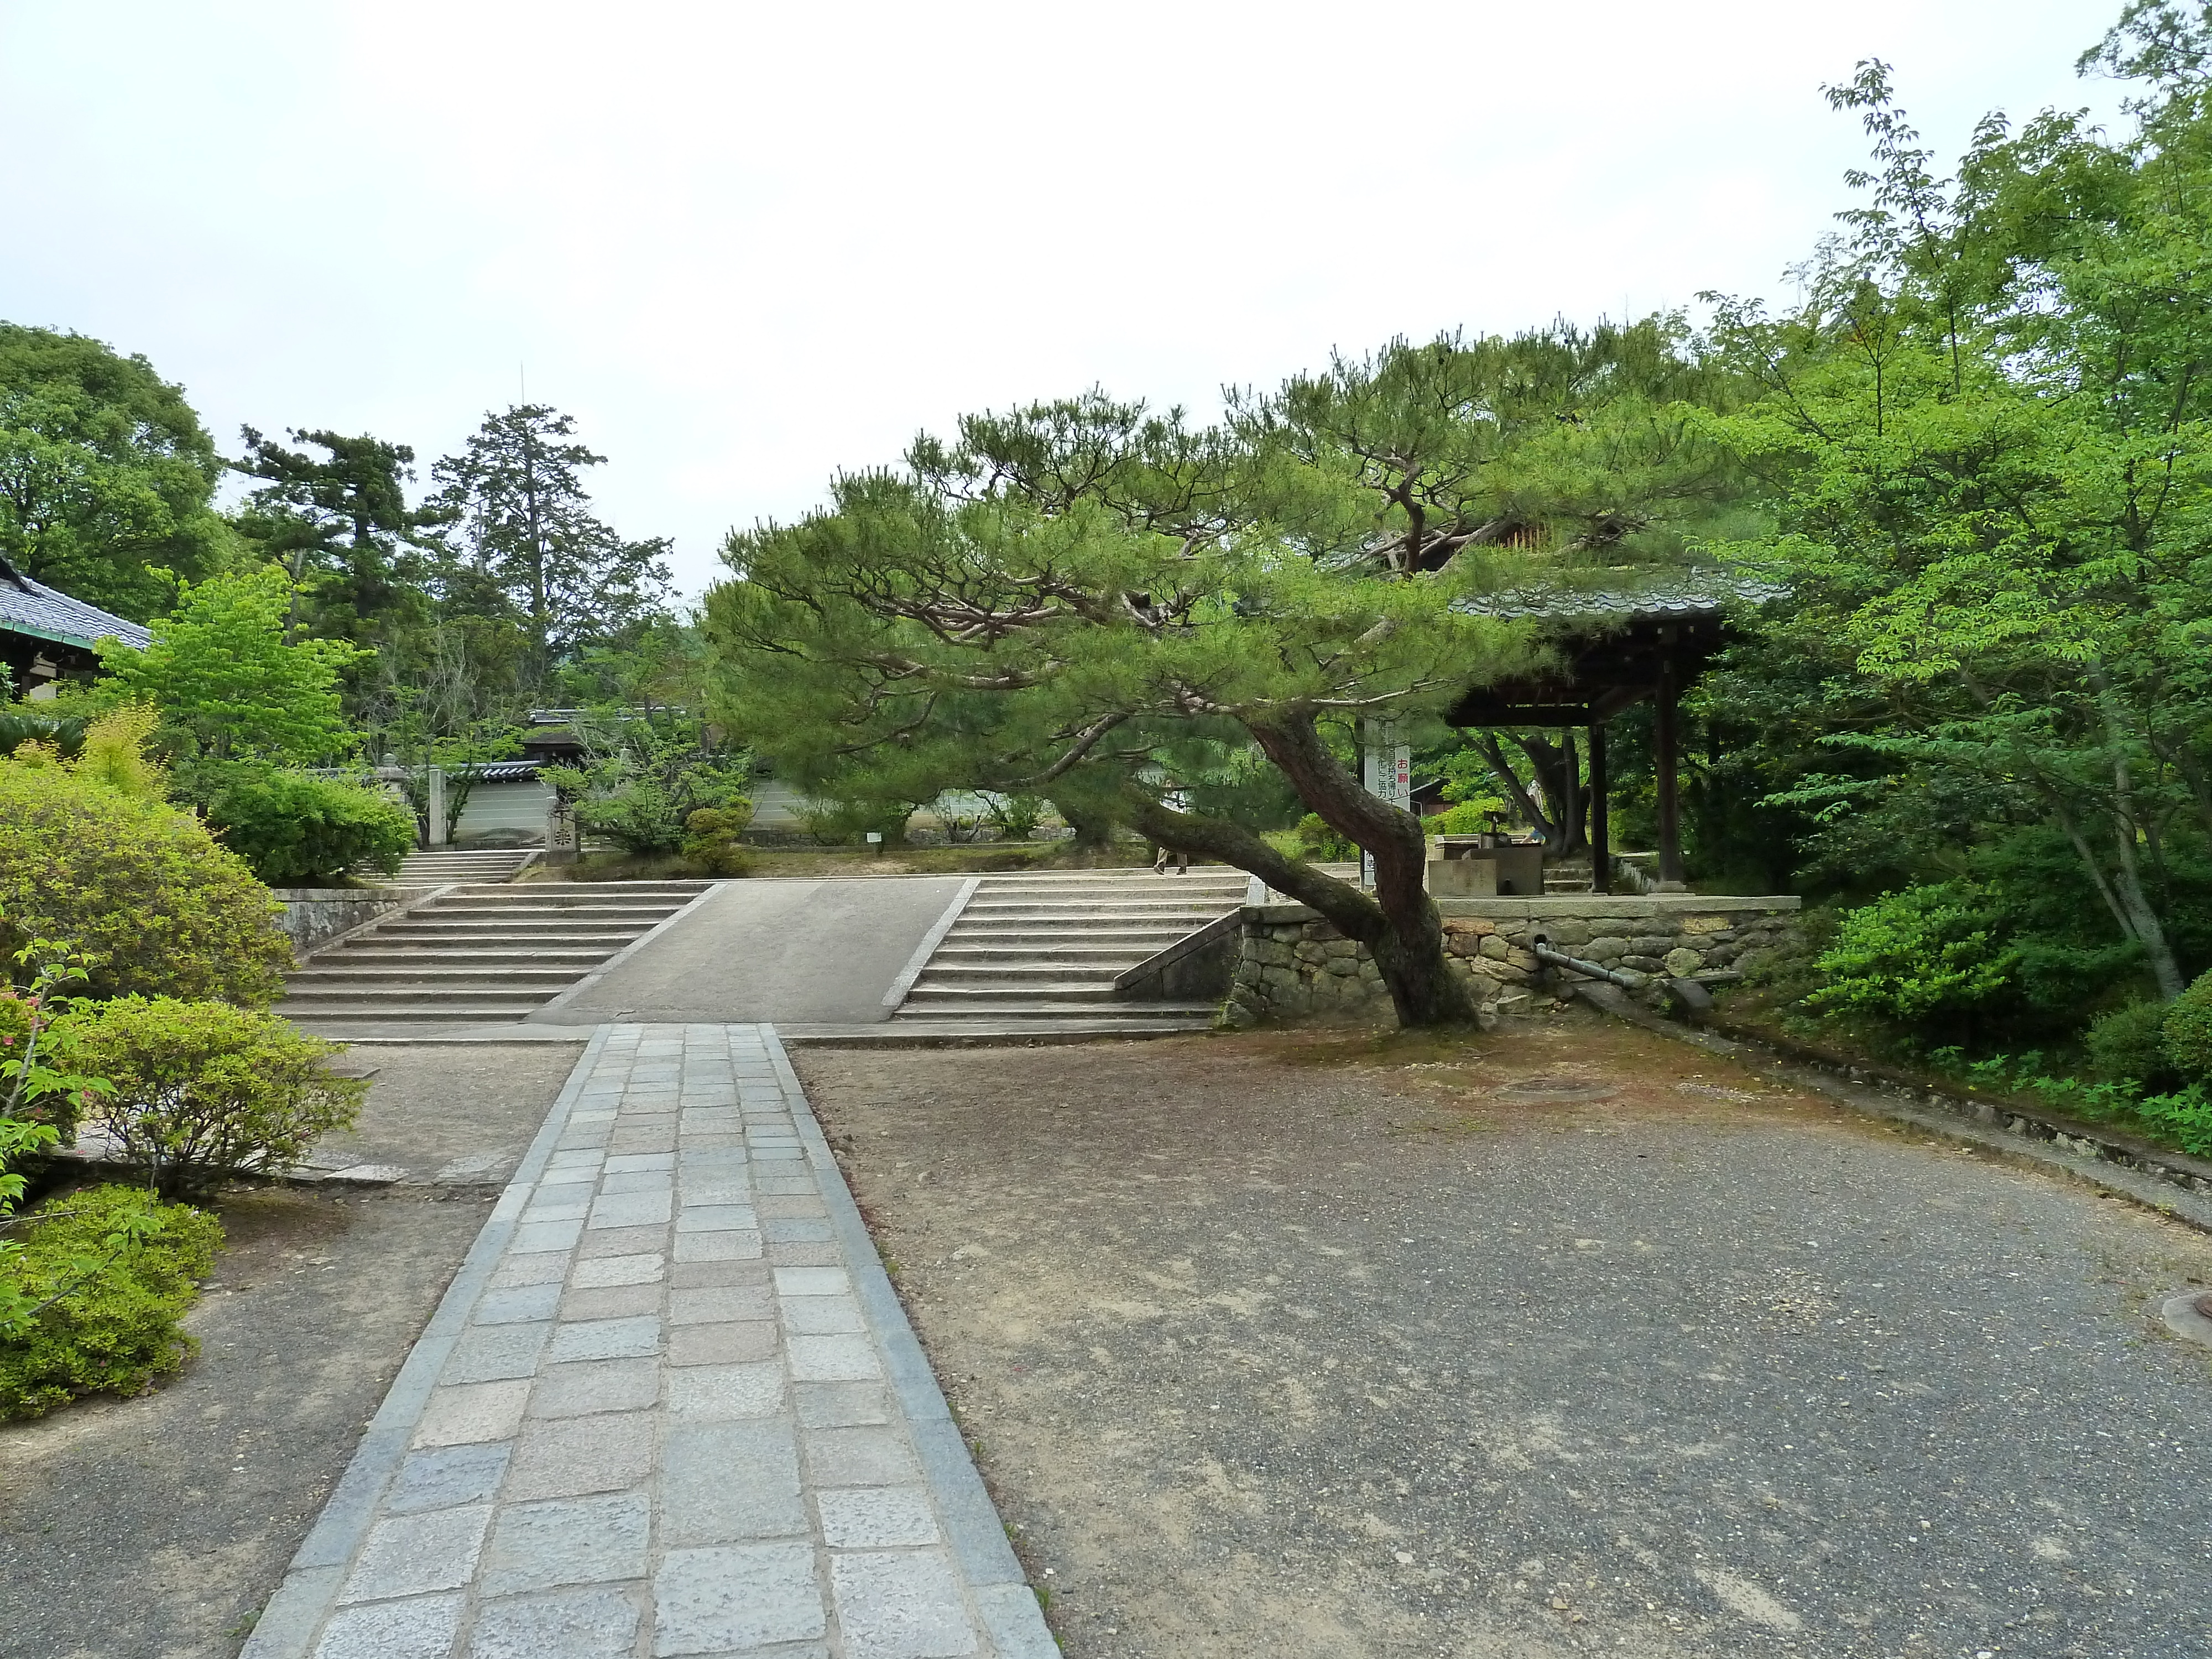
[1360,723,1412,889]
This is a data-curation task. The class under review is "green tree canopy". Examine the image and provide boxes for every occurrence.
[0,325,231,619]
[233,426,445,647]
[709,324,1741,1026]
[429,404,674,674]
[99,567,362,763]
[1697,18,2212,999]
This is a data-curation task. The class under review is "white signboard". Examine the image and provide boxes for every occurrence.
[1360,728,1411,889]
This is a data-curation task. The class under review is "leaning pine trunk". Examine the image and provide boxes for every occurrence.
[1224,711,1478,1028]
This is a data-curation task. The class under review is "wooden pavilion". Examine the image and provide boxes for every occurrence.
[1443,574,1781,892]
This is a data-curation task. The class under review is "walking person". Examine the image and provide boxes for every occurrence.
[1154,785,1191,874]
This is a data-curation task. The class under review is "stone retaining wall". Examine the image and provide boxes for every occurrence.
[272,886,436,958]
[1224,894,1803,1027]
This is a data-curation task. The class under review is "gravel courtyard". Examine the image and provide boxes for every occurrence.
[795,1014,2212,1659]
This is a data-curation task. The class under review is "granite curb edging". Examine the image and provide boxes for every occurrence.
[1697,1010,2212,1198]
[764,1028,1058,1658]
[525,882,727,1022]
[240,1022,1055,1657]
[881,877,984,1013]
[241,1025,613,1657]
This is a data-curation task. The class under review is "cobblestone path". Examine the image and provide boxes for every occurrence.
[245,1024,1051,1659]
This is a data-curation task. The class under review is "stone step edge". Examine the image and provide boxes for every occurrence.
[783,1021,1214,1047]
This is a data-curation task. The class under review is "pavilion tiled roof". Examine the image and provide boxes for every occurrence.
[1452,568,1787,623]
[0,559,150,652]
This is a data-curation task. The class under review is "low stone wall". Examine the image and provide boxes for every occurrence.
[272,886,436,958]
[1225,894,1803,1027]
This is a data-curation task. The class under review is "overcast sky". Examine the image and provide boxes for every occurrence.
[2,1,2132,599]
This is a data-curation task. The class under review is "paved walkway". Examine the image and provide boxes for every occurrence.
[245,1024,1052,1659]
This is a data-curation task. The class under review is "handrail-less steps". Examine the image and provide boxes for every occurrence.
[275,881,711,1031]
[885,868,1245,1036]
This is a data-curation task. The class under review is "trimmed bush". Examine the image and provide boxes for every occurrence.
[1808,883,2016,1038]
[2088,1000,2180,1090]
[681,806,754,875]
[53,998,367,1199]
[0,1185,222,1419]
[2162,969,2212,1084]
[0,760,291,1006]
[190,763,414,885]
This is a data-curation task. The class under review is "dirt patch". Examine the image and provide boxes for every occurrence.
[797,1011,2212,1659]
[311,1040,581,1182]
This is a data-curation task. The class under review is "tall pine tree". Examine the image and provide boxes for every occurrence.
[429,405,672,679]
[234,426,441,646]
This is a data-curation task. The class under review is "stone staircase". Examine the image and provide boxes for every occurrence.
[278,881,709,1032]
[886,868,1248,1036]
[396,847,539,884]
[1543,856,1593,894]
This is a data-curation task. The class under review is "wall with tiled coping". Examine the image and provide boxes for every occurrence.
[1224,894,1802,1027]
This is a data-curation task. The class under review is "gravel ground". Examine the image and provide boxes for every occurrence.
[795,1013,2212,1659]
[309,1041,582,1183]
[0,1042,577,1659]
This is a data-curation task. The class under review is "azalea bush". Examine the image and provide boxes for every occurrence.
[0,1185,221,1419]
[2160,970,2212,1084]
[182,762,414,885]
[53,998,366,1200]
[1807,884,2018,1041]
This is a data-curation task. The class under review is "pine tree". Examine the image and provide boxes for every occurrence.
[429,405,672,677]
[233,426,441,645]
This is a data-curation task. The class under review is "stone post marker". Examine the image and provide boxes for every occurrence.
[545,792,580,864]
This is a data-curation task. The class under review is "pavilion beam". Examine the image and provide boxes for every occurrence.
[1588,721,1609,893]
[1655,654,1684,886]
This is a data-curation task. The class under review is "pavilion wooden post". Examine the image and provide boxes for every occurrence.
[1587,722,1609,894]
[1655,654,1684,887]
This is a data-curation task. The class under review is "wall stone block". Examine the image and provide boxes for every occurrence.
[1224,893,1799,1029]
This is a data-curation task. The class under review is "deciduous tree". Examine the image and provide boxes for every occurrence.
[0,326,231,619]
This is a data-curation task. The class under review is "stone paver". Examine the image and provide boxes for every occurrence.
[246,1024,1051,1658]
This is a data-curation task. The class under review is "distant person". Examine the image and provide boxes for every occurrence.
[1154,785,1191,874]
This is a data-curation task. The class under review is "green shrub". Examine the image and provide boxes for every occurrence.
[53,998,366,1199]
[681,806,754,875]
[982,792,1045,841]
[2162,970,2212,1084]
[0,760,291,1006]
[2132,1086,2212,1157]
[2088,1000,2181,1090]
[540,717,753,856]
[188,763,414,885]
[1808,882,2017,1038]
[1292,812,1355,861]
[551,773,751,857]
[1427,799,1506,836]
[0,990,34,1068]
[70,705,168,801]
[0,1185,222,1419]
